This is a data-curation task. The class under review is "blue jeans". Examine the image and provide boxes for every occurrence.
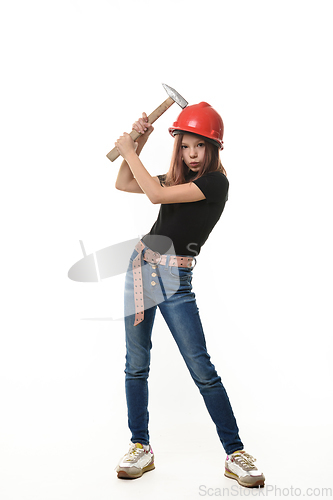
[124,245,244,455]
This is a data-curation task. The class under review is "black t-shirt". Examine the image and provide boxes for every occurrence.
[142,170,229,256]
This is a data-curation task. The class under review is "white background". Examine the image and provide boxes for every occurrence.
[1,1,332,498]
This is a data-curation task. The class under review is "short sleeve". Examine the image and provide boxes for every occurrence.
[193,172,229,203]
[157,174,167,187]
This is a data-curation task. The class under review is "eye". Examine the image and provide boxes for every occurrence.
[198,142,205,147]
[181,145,188,149]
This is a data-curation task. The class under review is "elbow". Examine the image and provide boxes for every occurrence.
[149,193,162,205]
[149,186,163,205]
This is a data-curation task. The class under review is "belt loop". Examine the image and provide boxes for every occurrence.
[164,254,171,270]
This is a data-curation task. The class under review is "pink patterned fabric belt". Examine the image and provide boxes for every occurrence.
[132,240,196,326]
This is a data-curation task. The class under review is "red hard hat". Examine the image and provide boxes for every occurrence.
[169,102,224,149]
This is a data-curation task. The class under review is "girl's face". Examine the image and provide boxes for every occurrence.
[181,134,206,172]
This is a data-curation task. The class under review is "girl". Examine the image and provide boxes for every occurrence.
[114,102,265,488]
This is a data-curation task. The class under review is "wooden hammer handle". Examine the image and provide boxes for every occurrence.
[106,96,175,162]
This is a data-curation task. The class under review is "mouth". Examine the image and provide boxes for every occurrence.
[190,162,199,167]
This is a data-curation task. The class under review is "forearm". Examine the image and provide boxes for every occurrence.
[125,151,162,204]
[115,135,148,190]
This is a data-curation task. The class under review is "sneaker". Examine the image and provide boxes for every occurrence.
[224,450,265,488]
[116,442,155,479]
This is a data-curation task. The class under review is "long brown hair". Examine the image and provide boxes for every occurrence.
[164,133,227,186]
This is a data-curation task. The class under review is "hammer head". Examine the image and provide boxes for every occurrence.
[162,83,188,109]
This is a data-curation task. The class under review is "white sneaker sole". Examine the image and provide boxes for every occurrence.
[224,467,265,488]
[117,462,155,479]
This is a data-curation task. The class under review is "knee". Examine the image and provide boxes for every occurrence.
[125,354,150,380]
[197,373,223,393]
[125,332,152,378]
[194,367,221,387]
[188,358,222,391]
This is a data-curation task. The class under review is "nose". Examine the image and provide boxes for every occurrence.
[190,148,197,158]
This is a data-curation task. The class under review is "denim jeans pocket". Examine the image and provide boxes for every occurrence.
[168,266,193,281]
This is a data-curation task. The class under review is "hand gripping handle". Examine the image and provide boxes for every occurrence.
[106,96,174,162]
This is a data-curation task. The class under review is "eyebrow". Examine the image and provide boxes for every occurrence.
[181,139,206,146]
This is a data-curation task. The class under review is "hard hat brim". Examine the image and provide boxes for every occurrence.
[169,128,223,150]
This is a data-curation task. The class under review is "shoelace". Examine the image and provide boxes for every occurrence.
[125,445,144,462]
[232,451,257,471]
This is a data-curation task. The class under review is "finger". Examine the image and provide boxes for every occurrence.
[132,124,142,135]
[132,121,144,134]
[145,123,154,134]
[139,118,148,132]
[134,119,147,134]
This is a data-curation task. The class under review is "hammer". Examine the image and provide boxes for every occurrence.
[106,84,188,162]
